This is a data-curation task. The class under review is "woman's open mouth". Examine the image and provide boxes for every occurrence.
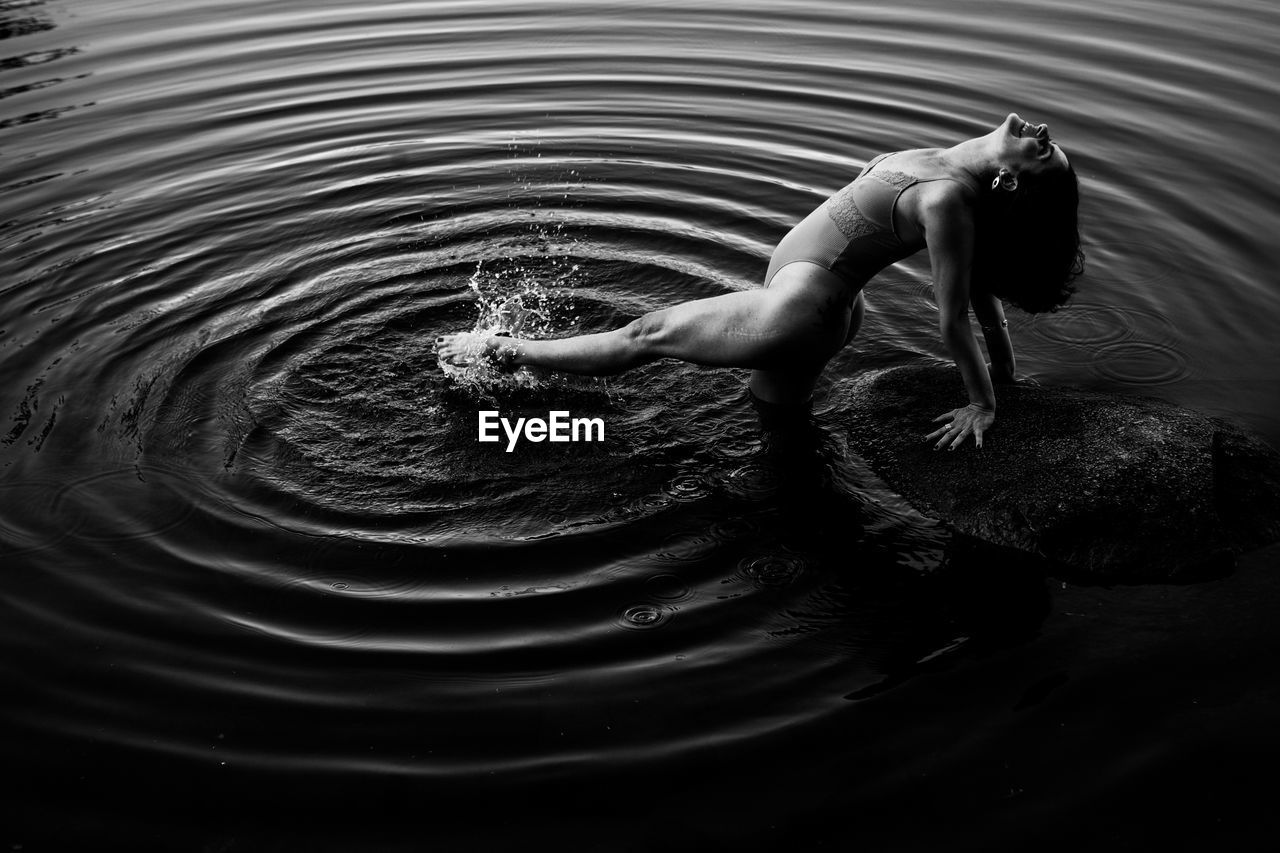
[1018,118,1053,156]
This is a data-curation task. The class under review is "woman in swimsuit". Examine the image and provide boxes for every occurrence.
[438,112,1083,450]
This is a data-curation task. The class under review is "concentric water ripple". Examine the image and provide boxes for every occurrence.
[4,0,1280,844]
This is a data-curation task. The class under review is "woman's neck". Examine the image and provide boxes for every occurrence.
[940,136,999,185]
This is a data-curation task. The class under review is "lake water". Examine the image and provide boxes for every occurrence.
[4,0,1280,848]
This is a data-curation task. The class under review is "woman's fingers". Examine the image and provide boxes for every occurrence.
[937,425,970,450]
[934,422,965,449]
[926,408,958,441]
[927,411,956,443]
[926,421,958,442]
[926,409,988,450]
[947,427,972,450]
[926,408,962,443]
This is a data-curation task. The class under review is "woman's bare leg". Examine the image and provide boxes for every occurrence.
[747,289,863,404]
[437,263,858,384]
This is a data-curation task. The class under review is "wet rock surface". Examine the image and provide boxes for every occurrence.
[837,364,1280,581]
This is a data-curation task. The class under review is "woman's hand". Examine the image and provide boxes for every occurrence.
[926,403,995,450]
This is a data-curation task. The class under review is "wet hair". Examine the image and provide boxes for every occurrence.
[970,162,1085,313]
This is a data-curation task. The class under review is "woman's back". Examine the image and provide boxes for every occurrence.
[765,148,975,288]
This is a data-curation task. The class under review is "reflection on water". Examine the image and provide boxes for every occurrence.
[3,0,1280,847]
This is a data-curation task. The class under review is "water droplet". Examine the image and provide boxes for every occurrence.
[619,604,670,630]
[626,606,660,624]
[665,474,710,501]
[737,553,804,588]
[721,462,776,500]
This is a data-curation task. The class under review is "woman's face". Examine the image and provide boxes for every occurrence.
[994,112,1070,176]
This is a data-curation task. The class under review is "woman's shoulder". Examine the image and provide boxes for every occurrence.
[885,146,941,160]
[866,149,972,188]
[872,147,943,169]
[901,161,981,232]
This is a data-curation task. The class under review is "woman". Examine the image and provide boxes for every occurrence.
[438,112,1084,450]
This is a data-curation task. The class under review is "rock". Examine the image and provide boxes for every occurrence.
[834,363,1280,581]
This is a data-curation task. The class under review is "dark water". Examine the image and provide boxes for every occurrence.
[4,0,1280,848]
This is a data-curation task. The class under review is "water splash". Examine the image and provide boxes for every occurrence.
[437,255,593,400]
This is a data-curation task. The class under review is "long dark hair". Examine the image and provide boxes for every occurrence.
[970,163,1085,313]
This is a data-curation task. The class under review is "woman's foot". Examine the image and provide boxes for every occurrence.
[436,331,513,368]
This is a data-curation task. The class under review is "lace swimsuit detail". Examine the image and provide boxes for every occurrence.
[764,151,970,287]
[825,163,916,241]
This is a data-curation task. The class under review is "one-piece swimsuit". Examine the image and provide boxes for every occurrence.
[764,151,972,288]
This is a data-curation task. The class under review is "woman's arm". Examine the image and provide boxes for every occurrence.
[919,188,997,449]
[970,288,1016,384]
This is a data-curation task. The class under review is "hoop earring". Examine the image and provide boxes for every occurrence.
[992,169,1019,192]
